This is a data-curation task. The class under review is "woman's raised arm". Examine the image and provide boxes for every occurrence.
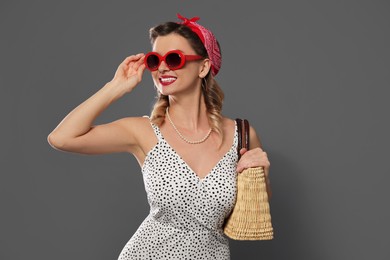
[47,53,146,155]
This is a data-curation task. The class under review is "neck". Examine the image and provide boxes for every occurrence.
[167,89,209,131]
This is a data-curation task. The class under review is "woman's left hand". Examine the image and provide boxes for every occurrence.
[236,147,270,179]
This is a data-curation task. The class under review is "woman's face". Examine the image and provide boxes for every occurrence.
[151,33,206,96]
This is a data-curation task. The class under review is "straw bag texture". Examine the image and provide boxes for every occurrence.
[223,119,274,240]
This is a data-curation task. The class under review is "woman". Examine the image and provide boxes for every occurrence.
[48,14,271,260]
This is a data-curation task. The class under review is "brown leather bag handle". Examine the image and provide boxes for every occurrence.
[235,118,249,160]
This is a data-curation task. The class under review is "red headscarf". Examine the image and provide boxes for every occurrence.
[177,14,222,76]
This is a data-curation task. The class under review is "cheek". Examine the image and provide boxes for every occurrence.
[151,73,164,93]
[151,72,159,84]
[186,63,202,78]
[177,64,200,79]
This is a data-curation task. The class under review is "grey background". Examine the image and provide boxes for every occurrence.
[1,0,389,259]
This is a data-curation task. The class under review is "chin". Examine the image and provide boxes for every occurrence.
[158,82,179,96]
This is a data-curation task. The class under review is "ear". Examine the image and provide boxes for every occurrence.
[198,58,211,78]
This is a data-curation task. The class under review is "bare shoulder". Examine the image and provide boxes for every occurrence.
[117,116,152,133]
[248,123,263,149]
[117,116,157,154]
[222,116,263,149]
[116,116,156,143]
[221,116,236,137]
[221,116,236,129]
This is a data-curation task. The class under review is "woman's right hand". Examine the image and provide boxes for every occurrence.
[110,53,146,93]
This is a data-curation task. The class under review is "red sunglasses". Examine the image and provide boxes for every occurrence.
[144,50,203,71]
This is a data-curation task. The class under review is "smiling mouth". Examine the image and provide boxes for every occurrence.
[159,76,177,86]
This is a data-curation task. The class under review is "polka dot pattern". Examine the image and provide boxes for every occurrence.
[118,121,238,259]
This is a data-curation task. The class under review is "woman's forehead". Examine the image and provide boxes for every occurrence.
[152,34,194,54]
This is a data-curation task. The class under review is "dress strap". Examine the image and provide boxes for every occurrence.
[143,115,163,141]
[233,119,239,151]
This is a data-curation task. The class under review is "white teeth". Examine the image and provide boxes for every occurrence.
[160,77,176,83]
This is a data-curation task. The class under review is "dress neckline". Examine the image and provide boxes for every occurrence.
[143,120,238,182]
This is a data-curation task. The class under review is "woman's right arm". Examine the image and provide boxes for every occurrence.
[47,53,146,155]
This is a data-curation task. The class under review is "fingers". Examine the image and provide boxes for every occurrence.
[236,161,265,173]
[136,63,146,78]
[122,53,144,65]
[130,55,146,80]
[132,55,145,71]
[117,53,146,80]
[116,54,141,73]
[236,147,270,173]
[240,147,266,159]
[109,53,146,92]
[239,148,248,155]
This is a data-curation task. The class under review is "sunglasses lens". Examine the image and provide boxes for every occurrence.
[165,52,182,69]
[146,54,160,70]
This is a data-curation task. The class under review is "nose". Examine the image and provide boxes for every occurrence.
[158,60,170,72]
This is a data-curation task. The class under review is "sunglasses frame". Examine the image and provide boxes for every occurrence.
[144,50,203,71]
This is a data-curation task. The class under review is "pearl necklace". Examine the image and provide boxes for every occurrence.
[165,107,212,144]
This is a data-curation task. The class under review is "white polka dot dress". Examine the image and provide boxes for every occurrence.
[118,120,238,259]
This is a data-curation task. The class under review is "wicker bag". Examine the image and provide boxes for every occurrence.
[223,119,274,240]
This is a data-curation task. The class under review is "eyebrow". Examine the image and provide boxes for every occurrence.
[152,49,186,54]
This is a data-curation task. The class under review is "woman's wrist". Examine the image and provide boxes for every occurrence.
[102,81,129,102]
